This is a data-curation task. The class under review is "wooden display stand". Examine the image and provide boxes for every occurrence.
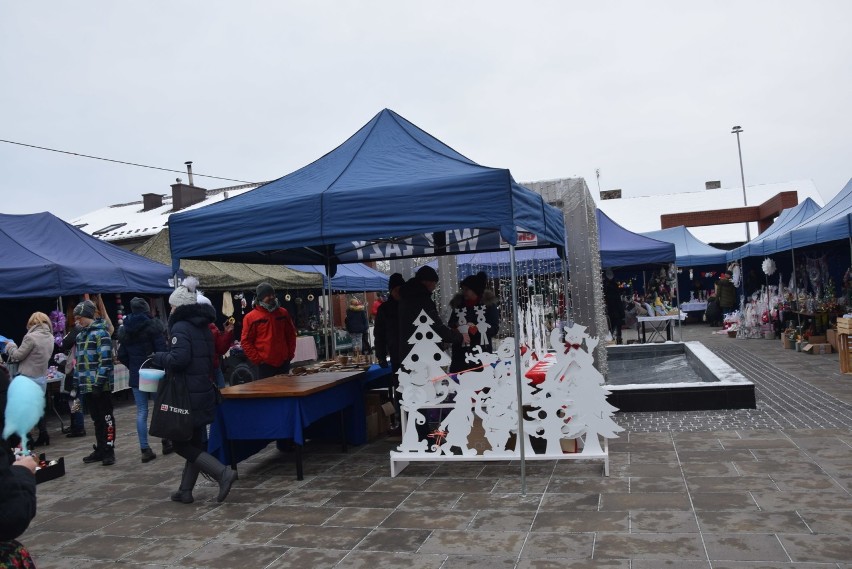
[839,333,852,374]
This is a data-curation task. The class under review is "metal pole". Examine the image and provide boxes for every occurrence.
[322,275,330,360]
[509,245,527,495]
[326,260,337,359]
[791,247,801,328]
[733,126,751,241]
[674,264,682,342]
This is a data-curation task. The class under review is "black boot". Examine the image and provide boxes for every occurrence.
[83,444,103,464]
[33,431,50,447]
[194,452,237,502]
[161,439,174,455]
[171,461,200,504]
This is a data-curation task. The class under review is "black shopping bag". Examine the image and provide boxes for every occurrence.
[149,373,193,441]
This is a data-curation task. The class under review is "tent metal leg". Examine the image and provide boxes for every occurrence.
[509,245,527,496]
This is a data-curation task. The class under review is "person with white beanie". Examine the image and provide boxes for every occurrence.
[150,277,236,504]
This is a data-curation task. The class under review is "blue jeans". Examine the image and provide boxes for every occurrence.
[132,387,154,450]
[213,367,225,389]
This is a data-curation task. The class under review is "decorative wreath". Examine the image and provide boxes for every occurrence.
[284,293,292,302]
[307,293,315,301]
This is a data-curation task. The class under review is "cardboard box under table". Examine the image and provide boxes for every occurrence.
[207,365,391,480]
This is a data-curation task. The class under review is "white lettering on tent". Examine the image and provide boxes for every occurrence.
[452,228,480,251]
[422,233,434,255]
[352,241,368,260]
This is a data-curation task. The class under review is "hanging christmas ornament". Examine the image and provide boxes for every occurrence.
[762,258,777,276]
[307,293,315,302]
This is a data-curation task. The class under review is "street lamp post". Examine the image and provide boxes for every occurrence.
[731,125,750,241]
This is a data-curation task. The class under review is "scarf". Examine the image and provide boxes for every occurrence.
[259,298,280,312]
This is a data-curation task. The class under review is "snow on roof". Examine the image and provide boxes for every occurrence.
[68,183,263,242]
[592,180,823,245]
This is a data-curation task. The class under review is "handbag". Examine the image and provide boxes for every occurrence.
[148,371,193,441]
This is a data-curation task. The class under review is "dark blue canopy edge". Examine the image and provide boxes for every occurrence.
[168,109,566,271]
[596,210,675,268]
[286,264,389,292]
[726,197,822,260]
[641,226,728,266]
[787,179,852,250]
[0,212,174,299]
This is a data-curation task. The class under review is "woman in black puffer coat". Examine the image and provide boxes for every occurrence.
[151,278,236,504]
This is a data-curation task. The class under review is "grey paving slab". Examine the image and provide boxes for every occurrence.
[702,533,790,562]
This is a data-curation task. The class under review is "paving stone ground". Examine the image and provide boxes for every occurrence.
[21,323,852,568]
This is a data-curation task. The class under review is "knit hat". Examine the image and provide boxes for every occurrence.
[460,271,488,297]
[73,300,97,319]
[388,273,405,291]
[196,292,213,306]
[256,282,275,301]
[169,276,199,308]
[415,265,439,283]
[130,297,150,314]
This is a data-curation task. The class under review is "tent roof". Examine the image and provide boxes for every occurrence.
[726,198,822,260]
[168,109,565,268]
[287,264,389,292]
[0,212,174,299]
[787,179,852,249]
[133,229,322,291]
[640,226,728,266]
[596,210,675,268]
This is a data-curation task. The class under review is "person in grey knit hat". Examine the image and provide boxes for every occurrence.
[241,282,297,379]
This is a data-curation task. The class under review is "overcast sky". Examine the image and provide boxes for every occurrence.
[2,1,850,221]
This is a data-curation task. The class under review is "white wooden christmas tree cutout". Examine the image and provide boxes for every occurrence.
[397,310,451,452]
[389,310,621,476]
[557,324,624,455]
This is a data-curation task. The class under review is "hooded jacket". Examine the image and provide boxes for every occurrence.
[345,304,369,334]
[152,303,217,428]
[74,318,113,394]
[117,313,168,388]
[241,303,296,367]
[447,290,500,372]
[5,323,54,379]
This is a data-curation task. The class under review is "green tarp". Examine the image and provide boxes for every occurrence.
[134,229,322,292]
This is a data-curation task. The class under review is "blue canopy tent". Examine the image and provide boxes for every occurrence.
[726,198,822,260]
[641,226,728,266]
[287,264,389,292]
[0,212,174,299]
[168,109,568,493]
[169,109,565,268]
[596,210,675,268]
[787,179,852,250]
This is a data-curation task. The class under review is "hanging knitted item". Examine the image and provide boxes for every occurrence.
[49,309,66,346]
[762,258,777,277]
[115,293,125,326]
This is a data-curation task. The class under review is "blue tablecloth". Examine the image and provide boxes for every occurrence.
[208,364,391,465]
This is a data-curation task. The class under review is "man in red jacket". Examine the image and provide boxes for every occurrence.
[241,283,297,378]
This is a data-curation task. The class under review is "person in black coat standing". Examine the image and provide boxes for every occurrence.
[374,273,405,429]
[117,297,168,463]
[398,266,459,364]
[151,279,236,504]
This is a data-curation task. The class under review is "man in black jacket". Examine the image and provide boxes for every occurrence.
[397,266,459,364]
